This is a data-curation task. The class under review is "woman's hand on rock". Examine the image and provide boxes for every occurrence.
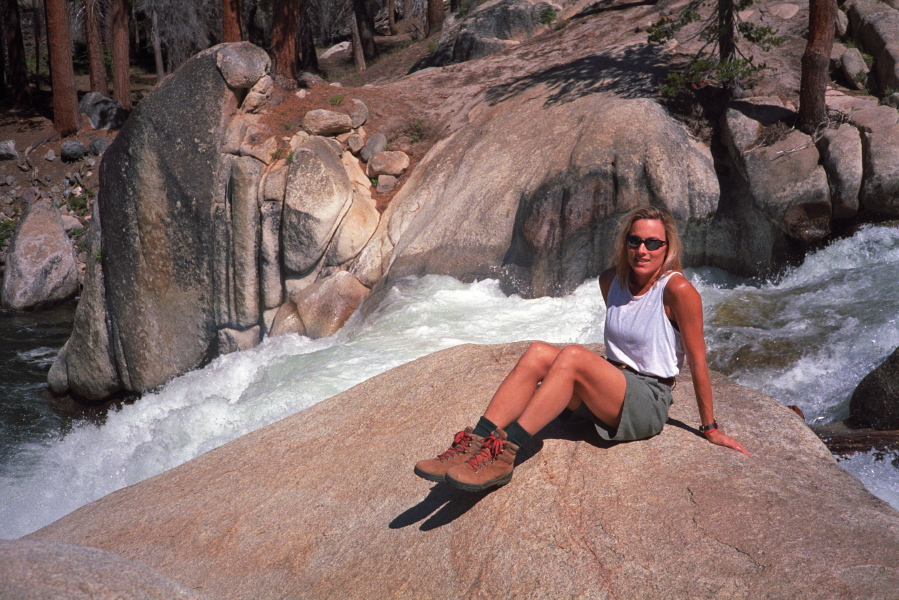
[706,429,751,457]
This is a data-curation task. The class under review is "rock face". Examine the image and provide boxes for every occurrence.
[1,200,79,310]
[22,343,899,599]
[848,0,899,93]
[0,540,208,600]
[386,97,718,297]
[848,346,899,430]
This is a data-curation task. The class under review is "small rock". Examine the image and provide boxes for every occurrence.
[835,9,849,37]
[86,158,96,168]
[320,41,352,62]
[331,82,343,88]
[61,140,87,163]
[376,174,398,193]
[0,140,17,161]
[216,42,271,89]
[61,214,83,232]
[350,99,369,128]
[22,187,39,204]
[886,93,899,110]
[297,72,327,88]
[769,3,799,19]
[841,48,869,90]
[366,151,410,178]
[303,109,353,136]
[295,89,308,99]
[4,176,15,187]
[78,92,126,130]
[347,133,365,154]
[242,74,273,113]
[88,138,108,156]
[44,149,56,162]
[360,133,387,162]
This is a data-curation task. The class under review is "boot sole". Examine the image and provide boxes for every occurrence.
[445,472,513,492]
[413,466,446,482]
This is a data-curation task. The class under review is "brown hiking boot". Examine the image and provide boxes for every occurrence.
[445,427,519,492]
[414,427,483,482]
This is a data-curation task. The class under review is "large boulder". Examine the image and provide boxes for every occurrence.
[1,200,79,310]
[72,42,270,395]
[848,0,899,92]
[816,123,862,219]
[23,343,899,599]
[722,99,831,242]
[847,346,899,430]
[385,95,719,297]
[0,540,209,600]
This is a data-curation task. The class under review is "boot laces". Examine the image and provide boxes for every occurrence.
[437,430,472,461]
[465,432,503,471]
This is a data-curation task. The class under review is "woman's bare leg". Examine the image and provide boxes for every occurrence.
[516,345,627,434]
[482,342,562,428]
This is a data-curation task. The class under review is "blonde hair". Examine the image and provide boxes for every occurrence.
[614,206,683,287]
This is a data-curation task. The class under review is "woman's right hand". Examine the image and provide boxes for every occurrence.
[705,429,751,457]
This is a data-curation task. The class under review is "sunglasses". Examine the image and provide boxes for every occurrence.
[626,235,667,251]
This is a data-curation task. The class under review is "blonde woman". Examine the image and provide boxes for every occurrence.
[415,206,749,492]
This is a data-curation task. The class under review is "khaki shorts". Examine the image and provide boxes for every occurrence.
[574,369,673,441]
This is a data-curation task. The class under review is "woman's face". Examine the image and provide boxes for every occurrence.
[627,218,668,280]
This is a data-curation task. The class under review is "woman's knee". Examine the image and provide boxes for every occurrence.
[516,342,558,374]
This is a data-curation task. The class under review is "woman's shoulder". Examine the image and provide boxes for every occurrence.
[663,271,701,303]
[599,268,617,302]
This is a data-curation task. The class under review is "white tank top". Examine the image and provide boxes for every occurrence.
[604,272,685,378]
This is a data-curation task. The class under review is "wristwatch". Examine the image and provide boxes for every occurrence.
[699,421,718,434]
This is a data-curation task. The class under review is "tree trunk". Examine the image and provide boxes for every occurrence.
[427,0,444,36]
[799,0,836,134]
[352,0,378,61]
[32,5,43,80]
[85,0,108,94]
[298,1,319,73]
[111,0,131,110]
[222,0,242,43]
[352,16,366,71]
[151,8,164,82]
[2,0,31,105]
[271,0,298,82]
[45,0,79,136]
[387,0,397,35]
[717,0,736,93]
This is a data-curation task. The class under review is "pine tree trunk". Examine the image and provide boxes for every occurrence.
[222,0,243,43]
[352,0,378,60]
[799,0,836,134]
[2,0,31,105]
[388,0,397,35]
[151,8,164,82]
[45,0,80,136]
[352,16,366,71]
[111,0,131,110]
[85,0,108,94]
[427,0,444,36]
[32,5,43,80]
[298,1,319,73]
[271,0,298,82]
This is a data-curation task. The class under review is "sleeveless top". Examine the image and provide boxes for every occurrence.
[604,272,685,379]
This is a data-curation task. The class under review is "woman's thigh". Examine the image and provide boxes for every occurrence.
[554,345,628,427]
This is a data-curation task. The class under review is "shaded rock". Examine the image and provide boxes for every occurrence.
[89,137,108,156]
[215,41,270,89]
[78,92,127,130]
[229,156,263,328]
[267,299,304,337]
[303,109,353,136]
[1,200,79,310]
[25,343,899,599]
[848,347,899,430]
[55,200,119,400]
[841,48,869,90]
[47,341,69,395]
[61,140,87,163]
[848,0,899,92]
[376,174,398,193]
[349,99,369,128]
[217,326,262,355]
[360,132,387,162]
[241,74,273,113]
[366,150,410,177]
[282,136,354,275]
[860,122,899,216]
[347,133,365,154]
[387,97,718,297]
[238,127,278,164]
[44,149,56,162]
[325,194,380,267]
[836,7,849,37]
[0,140,17,161]
[723,99,830,242]
[259,199,283,309]
[816,124,862,219]
[290,270,370,339]
[222,114,250,154]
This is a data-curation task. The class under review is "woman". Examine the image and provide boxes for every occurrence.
[414,206,750,492]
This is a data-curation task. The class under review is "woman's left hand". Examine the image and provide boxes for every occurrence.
[705,429,751,457]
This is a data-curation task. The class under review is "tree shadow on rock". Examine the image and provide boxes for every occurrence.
[483,44,668,108]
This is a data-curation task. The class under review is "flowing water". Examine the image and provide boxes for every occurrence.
[1,225,898,539]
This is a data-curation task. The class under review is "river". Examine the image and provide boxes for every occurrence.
[1,224,897,539]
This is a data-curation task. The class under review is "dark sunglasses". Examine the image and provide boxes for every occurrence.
[626,235,667,251]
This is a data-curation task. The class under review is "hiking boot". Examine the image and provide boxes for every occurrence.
[445,427,519,492]
[414,427,483,482]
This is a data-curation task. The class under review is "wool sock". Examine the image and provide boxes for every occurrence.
[472,416,498,438]
[504,420,533,448]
